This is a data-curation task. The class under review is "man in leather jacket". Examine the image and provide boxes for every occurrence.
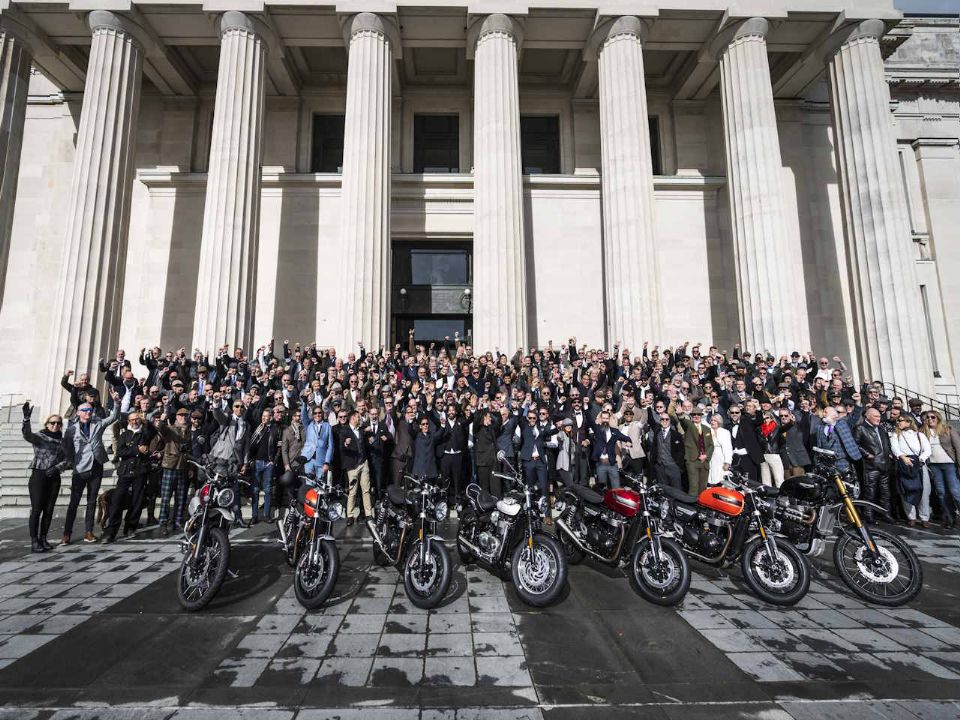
[853,407,893,523]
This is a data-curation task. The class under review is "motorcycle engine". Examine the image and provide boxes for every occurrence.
[775,496,817,549]
[477,530,500,556]
[584,509,624,551]
[673,506,729,558]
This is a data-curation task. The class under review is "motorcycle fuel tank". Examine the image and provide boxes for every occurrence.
[697,486,745,516]
[779,474,825,503]
[603,487,641,518]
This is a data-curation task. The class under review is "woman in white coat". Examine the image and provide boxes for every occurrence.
[707,413,734,486]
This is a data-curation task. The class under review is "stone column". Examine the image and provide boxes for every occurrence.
[597,16,662,348]
[718,18,798,354]
[0,21,33,306]
[827,20,932,392]
[472,13,526,351]
[192,11,267,354]
[45,11,144,412]
[336,12,393,351]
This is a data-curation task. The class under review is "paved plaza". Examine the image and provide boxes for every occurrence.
[0,518,958,719]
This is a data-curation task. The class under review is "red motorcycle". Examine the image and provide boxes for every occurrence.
[554,474,691,605]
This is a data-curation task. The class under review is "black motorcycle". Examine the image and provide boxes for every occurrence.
[177,459,243,611]
[554,473,691,606]
[367,474,453,609]
[774,447,923,606]
[456,452,567,607]
[279,468,345,609]
[663,471,811,605]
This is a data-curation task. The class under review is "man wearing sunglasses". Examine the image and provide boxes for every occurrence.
[60,390,121,544]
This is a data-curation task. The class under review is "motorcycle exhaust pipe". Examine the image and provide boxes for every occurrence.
[458,535,484,558]
[366,519,383,548]
[555,518,619,564]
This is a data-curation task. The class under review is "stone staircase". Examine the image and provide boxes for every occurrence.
[0,400,116,519]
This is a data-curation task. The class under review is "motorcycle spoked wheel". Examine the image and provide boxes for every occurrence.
[177,527,230,612]
[294,539,340,610]
[833,528,923,607]
[403,539,452,609]
[628,536,691,606]
[740,536,811,606]
[510,533,568,607]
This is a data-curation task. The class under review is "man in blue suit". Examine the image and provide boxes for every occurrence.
[301,400,334,478]
[504,406,560,500]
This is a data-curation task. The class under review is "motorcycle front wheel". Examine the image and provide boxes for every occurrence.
[740,536,810,606]
[833,528,923,606]
[177,526,230,611]
[628,536,691,606]
[403,539,452,609]
[294,539,340,610]
[511,533,568,607]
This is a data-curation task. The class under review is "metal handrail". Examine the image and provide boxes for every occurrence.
[881,381,960,422]
[0,393,28,424]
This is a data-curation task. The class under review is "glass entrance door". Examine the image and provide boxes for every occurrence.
[391,242,472,348]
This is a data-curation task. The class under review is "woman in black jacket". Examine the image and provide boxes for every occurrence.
[21,402,66,553]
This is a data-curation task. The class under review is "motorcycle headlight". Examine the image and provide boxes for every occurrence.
[659,499,670,520]
[188,497,200,516]
[327,503,344,521]
[216,488,235,508]
[434,501,448,521]
[536,496,549,516]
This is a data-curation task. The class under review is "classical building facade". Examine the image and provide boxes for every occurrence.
[0,1,957,412]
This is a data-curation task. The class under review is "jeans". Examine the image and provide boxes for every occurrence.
[252,460,274,519]
[64,464,103,536]
[595,463,620,489]
[928,462,960,523]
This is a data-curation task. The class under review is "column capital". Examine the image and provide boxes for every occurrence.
[86,10,149,52]
[339,12,401,58]
[467,13,524,57]
[219,10,268,47]
[820,18,887,62]
[706,17,770,61]
[586,16,651,60]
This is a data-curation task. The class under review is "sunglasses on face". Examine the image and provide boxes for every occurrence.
[47,420,62,426]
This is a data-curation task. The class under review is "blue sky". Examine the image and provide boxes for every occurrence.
[894,0,960,14]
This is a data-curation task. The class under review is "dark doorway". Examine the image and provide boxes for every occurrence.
[391,242,472,348]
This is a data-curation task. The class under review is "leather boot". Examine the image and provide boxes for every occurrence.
[31,539,47,553]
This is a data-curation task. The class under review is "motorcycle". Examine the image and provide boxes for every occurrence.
[456,452,568,607]
[662,471,811,605]
[367,474,453,609]
[773,447,923,606]
[279,468,345,609]
[553,473,690,605]
[177,459,243,611]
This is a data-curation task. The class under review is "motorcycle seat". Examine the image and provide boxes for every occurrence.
[745,479,780,498]
[387,484,407,507]
[661,485,700,505]
[568,483,604,506]
[467,484,499,513]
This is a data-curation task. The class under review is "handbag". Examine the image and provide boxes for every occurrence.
[896,434,923,506]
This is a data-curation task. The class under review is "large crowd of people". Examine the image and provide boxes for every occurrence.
[20,334,960,553]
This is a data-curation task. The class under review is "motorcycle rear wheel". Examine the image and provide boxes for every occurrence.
[177,527,230,612]
[511,533,567,607]
[294,539,340,610]
[740,536,810,606]
[833,528,922,607]
[628,536,691,606]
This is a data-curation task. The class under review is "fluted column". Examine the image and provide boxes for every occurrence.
[45,11,143,412]
[0,21,33,307]
[598,16,662,347]
[192,12,267,354]
[827,20,931,392]
[336,12,392,350]
[718,18,798,354]
[472,13,526,351]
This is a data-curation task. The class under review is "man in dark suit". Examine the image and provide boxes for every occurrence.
[340,410,371,526]
[388,404,417,486]
[472,408,501,495]
[435,403,469,502]
[853,407,893,523]
[503,406,560,500]
[363,405,391,501]
[587,410,632,489]
[729,403,763,484]
[648,412,685,490]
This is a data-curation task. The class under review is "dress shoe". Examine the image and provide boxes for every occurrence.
[159,524,171,537]
[251,517,260,525]
[41,538,54,550]
[347,518,355,527]
[100,534,116,544]
[944,518,956,530]
[83,532,98,543]
[907,520,916,528]
[922,521,932,529]
[31,540,47,553]
[60,534,71,546]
